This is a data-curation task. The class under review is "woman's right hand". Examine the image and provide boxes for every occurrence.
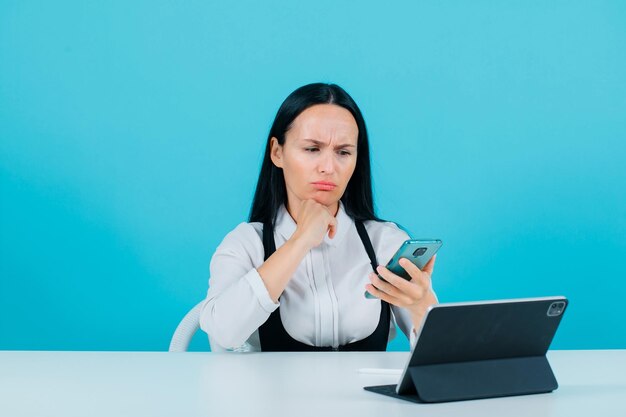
[257,199,338,302]
[290,199,337,251]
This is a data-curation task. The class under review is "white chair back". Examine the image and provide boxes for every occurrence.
[169,301,205,352]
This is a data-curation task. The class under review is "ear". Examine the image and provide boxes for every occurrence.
[269,137,284,168]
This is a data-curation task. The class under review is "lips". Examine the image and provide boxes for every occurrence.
[311,181,337,191]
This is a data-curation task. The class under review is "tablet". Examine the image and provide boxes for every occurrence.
[364,296,568,403]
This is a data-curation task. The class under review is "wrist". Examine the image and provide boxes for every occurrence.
[409,293,437,328]
[410,312,425,330]
[286,235,311,256]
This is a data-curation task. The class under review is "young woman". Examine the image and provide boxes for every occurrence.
[200,83,437,352]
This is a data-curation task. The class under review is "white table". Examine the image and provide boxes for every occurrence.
[1,350,625,417]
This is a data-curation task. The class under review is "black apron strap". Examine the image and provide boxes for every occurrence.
[258,219,390,351]
[262,220,276,261]
[355,219,379,272]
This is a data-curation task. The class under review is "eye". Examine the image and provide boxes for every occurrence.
[337,150,352,156]
[304,147,319,152]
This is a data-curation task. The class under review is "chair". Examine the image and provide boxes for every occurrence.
[169,301,206,352]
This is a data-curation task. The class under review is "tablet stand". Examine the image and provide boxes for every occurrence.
[413,355,558,402]
[364,297,567,403]
[365,355,558,403]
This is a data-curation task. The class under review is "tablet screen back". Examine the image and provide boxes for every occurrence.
[396,296,568,395]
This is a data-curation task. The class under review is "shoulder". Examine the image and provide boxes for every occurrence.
[214,222,264,257]
[362,219,409,243]
[208,222,266,285]
[362,219,410,264]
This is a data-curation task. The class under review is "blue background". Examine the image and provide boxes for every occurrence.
[1,1,625,351]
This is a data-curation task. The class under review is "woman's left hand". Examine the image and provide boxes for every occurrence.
[365,256,438,330]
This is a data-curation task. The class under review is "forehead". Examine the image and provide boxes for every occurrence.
[287,104,358,143]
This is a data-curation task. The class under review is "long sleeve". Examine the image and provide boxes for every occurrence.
[200,203,440,352]
[199,223,279,349]
[391,289,439,350]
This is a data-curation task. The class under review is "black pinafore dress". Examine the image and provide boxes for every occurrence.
[258,219,390,351]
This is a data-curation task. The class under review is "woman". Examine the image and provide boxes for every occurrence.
[200,83,437,352]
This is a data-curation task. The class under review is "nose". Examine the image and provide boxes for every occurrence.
[318,150,335,174]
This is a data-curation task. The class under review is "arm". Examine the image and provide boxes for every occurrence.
[390,288,439,348]
[256,237,309,303]
[201,201,337,349]
[200,223,279,349]
[257,199,337,302]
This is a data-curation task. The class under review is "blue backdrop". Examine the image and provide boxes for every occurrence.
[1,1,625,351]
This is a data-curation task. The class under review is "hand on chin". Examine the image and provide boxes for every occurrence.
[309,195,340,214]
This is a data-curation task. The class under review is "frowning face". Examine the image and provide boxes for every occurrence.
[270,104,358,217]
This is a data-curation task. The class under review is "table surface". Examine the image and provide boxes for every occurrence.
[1,350,625,417]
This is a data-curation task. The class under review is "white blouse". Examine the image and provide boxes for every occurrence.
[200,201,424,352]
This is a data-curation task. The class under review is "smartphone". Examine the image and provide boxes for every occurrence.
[365,239,442,299]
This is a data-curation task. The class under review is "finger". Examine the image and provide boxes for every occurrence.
[376,265,415,293]
[398,258,433,291]
[369,272,406,299]
[327,218,337,239]
[397,258,425,279]
[397,258,434,289]
[370,272,414,304]
[379,264,429,302]
[365,283,406,306]
[422,254,436,275]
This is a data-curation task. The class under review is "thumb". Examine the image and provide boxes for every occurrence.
[327,218,338,239]
[423,254,436,275]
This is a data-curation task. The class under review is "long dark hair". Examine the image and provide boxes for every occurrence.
[249,83,383,226]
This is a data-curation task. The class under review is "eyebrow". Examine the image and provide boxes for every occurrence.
[301,139,357,148]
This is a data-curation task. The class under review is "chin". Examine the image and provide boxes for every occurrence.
[311,194,341,207]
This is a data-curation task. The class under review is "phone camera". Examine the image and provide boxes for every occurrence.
[413,247,427,257]
[547,302,565,317]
